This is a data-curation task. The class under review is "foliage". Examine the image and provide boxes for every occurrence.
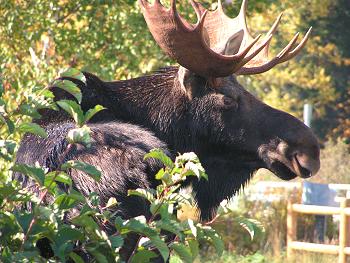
[0,0,348,143]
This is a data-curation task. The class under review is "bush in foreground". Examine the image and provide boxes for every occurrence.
[0,69,261,262]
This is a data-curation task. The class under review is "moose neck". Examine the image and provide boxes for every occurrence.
[103,68,191,153]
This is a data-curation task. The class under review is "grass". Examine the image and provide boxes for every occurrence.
[171,251,342,263]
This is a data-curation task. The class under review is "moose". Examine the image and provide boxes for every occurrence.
[15,0,320,260]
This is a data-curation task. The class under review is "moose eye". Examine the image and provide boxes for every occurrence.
[222,96,238,110]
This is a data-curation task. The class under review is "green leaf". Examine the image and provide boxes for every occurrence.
[59,68,86,84]
[235,217,265,241]
[155,220,183,239]
[201,227,224,256]
[127,216,158,236]
[61,160,101,181]
[154,168,165,180]
[69,252,85,263]
[13,211,34,233]
[144,149,174,169]
[36,206,56,222]
[55,226,84,244]
[67,125,92,147]
[114,217,125,233]
[168,193,192,206]
[188,239,199,260]
[149,235,169,261]
[175,152,200,165]
[131,250,158,263]
[41,90,55,99]
[84,105,105,123]
[128,188,155,202]
[44,171,72,187]
[105,197,118,209]
[19,104,41,119]
[57,100,84,126]
[18,123,47,138]
[115,216,158,237]
[0,114,15,134]
[169,243,192,263]
[54,79,82,103]
[0,140,17,161]
[85,243,109,263]
[184,161,207,180]
[54,193,83,209]
[71,214,99,230]
[109,235,124,249]
[11,164,45,186]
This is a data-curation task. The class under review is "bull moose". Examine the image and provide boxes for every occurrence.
[15,0,320,260]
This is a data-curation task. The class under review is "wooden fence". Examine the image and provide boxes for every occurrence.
[287,198,350,263]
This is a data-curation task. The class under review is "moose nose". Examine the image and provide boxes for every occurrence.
[294,151,320,177]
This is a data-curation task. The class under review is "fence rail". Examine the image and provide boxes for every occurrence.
[287,198,350,263]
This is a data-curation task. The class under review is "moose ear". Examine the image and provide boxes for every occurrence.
[177,67,207,100]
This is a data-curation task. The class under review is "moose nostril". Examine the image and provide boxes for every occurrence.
[295,152,320,175]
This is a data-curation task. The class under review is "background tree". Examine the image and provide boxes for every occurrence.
[0,0,348,142]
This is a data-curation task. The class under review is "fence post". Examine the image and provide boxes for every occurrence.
[287,199,297,259]
[338,198,349,263]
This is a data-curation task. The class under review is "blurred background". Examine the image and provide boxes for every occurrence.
[0,0,349,262]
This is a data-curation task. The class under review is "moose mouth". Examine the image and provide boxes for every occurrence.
[269,155,312,180]
[258,143,315,180]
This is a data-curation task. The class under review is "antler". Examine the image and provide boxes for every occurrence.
[139,0,311,77]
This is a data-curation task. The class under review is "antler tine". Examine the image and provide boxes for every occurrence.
[237,34,273,69]
[138,0,148,8]
[267,12,283,36]
[170,0,176,10]
[279,27,312,63]
[217,0,224,12]
[190,0,205,20]
[237,31,305,75]
[239,0,250,36]
[232,34,261,60]
[257,12,283,58]
[277,32,300,58]
[171,0,197,32]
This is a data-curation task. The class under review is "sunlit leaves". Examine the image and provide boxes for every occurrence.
[66,125,92,147]
[61,160,101,182]
[235,217,266,241]
[57,100,84,126]
[53,80,82,104]
[128,188,156,202]
[11,164,45,186]
[170,243,192,263]
[18,123,47,138]
[144,149,174,169]
[84,105,105,123]
[130,250,158,263]
[59,68,86,84]
[57,99,104,128]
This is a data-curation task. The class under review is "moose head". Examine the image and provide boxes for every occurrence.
[135,0,320,218]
